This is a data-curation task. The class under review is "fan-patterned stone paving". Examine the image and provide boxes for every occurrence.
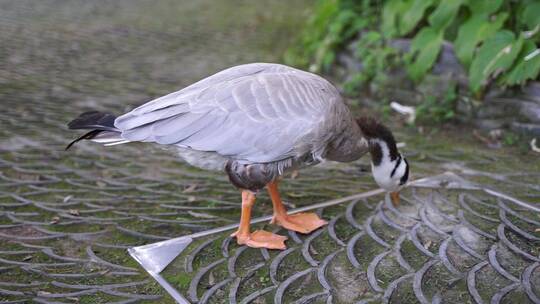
[161,187,540,304]
[1,0,539,303]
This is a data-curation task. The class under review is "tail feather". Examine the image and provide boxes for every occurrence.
[68,111,118,132]
[65,129,103,150]
[66,111,127,150]
[91,131,130,146]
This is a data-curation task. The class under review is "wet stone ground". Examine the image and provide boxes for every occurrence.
[0,1,539,303]
[162,182,540,304]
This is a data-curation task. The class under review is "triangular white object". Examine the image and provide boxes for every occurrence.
[129,236,193,274]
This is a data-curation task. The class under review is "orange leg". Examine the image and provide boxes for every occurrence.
[230,190,287,250]
[267,180,327,234]
[390,191,400,207]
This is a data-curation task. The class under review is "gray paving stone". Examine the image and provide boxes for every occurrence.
[1,1,540,303]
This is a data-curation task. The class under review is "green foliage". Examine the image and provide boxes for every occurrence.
[453,13,508,67]
[428,0,463,31]
[469,31,524,93]
[291,0,540,97]
[284,0,372,72]
[399,0,436,36]
[415,83,458,124]
[381,0,404,38]
[521,1,540,29]
[344,31,400,93]
[405,27,443,81]
[382,0,540,95]
[502,131,519,146]
[501,41,540,85]
[284,0,339,70]
[288,0,540,127]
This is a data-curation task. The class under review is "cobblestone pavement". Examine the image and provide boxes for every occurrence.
[1,1,539,303]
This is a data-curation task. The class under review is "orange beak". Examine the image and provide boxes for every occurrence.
[390,191,400,206]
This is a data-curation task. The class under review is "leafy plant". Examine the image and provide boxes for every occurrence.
[468,30,524,93]
[502,131,519,146]
[382,0,540,96]
[405,27,444,82]
[453,12,508,67]
[502,41,540,85]
[287,0,540,130]
[284,0,376,72]
[415,83,458,124]
[344,30,400,94]
[290,0,540,97]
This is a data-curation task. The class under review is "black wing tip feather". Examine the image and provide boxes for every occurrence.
[67,111,117,131]
[66,111,118,150]
[65,129,103,151]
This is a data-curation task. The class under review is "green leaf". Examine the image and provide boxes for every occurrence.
[521,1,540,30]
[399,0,436,35]
[454,13,508,67]
[406,27,444,81]
[363,31,382,44]
[321,51,336,71]
[335,10,367,40]
[466,0,503,14]
[501,41,540,86]
[381,0,407,38]
[469,31,524,94]
[428,0,464,31]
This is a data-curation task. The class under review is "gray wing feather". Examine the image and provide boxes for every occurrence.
[115,63,340,163]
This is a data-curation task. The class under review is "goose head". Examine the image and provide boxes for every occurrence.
[357,118,410,205]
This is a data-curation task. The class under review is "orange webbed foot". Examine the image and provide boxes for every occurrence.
[231,230,288,250]
[271,212,327,234]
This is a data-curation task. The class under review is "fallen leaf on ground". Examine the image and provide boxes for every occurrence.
[22,255,33,261]
[286,192,305,198]
[50,216,60,224]
[531,138,540,153]
[188,211,217,219]
[183,184,198,193]
[37,291,51,296]
[208,271,215,285]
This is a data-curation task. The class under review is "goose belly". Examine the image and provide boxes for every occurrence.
[176,147,228,171]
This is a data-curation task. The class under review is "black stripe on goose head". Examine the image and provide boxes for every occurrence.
[400,158,409,185]
[356,117,400,164]
[390,155,402,178]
